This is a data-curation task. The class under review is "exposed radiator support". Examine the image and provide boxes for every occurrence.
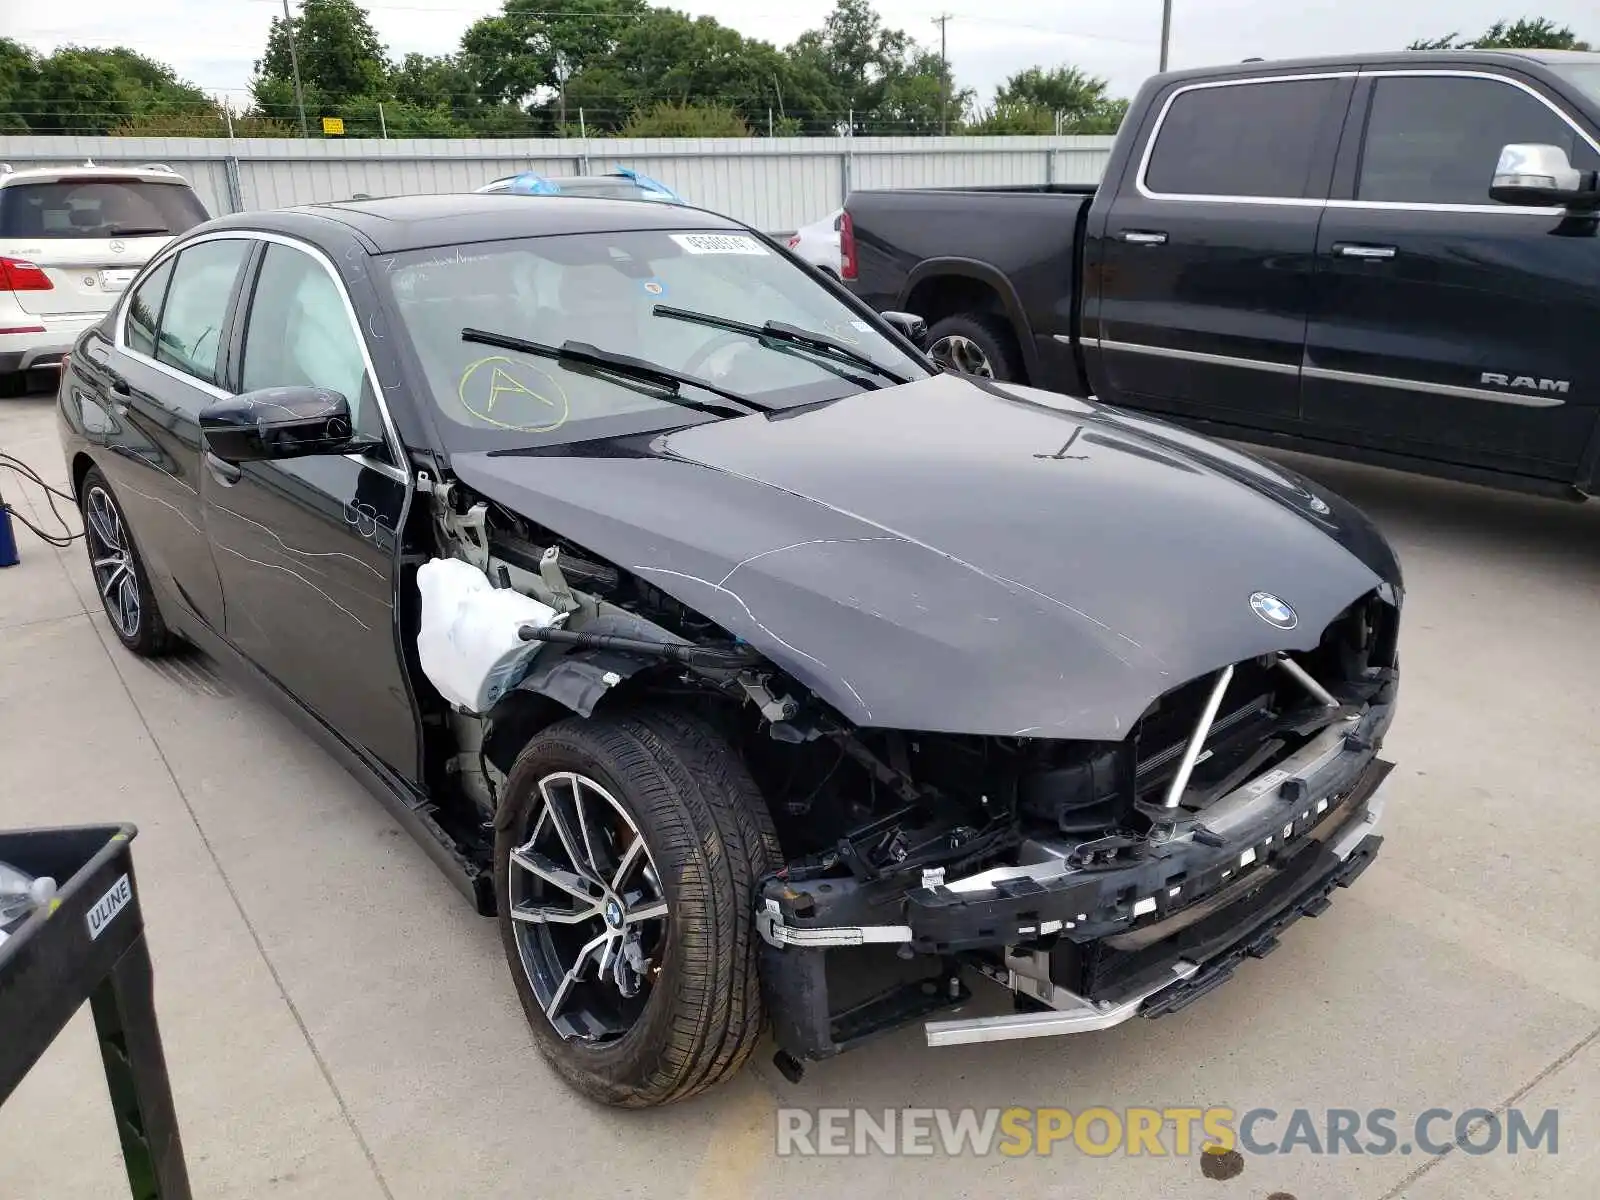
[1161,664,1233,809]
[1275,653,1340,708]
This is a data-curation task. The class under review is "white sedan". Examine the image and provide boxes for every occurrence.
[787,209,842,278]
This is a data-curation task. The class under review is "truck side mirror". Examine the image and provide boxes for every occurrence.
[1489,143,1600,209]
[878,310,928,349]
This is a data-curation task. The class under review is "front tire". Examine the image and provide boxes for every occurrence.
[494,708,780,1107]
[79,467,175,657]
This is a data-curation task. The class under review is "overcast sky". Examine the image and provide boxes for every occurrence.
[6,0,1596,106]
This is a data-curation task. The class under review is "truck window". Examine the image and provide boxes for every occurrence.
[1143,77,1343,199]
[1357,74,1600,206]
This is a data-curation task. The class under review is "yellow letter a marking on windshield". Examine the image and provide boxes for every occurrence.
[485,365,555,416]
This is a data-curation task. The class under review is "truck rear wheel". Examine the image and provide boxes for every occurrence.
[493,708,781,1107]
[927,313,1022,382]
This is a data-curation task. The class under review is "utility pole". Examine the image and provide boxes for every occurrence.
[554,51,570,133]
[281,0,309,137]
[1159,0,1173,72]
[932,14,952,135]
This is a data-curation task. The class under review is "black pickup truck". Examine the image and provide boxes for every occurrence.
[846,49,1600,499]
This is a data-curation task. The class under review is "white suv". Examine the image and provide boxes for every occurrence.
[1,163,210,389]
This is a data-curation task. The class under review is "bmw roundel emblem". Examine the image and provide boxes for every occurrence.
[1250,591,1297,630]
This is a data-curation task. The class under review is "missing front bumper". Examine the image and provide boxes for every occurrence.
[924,825,1385,1046]
[758,739,1394,1064]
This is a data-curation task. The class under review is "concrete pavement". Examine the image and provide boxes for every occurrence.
[1,390,1596,1198]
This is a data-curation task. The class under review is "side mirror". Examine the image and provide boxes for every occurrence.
[878,310,928,349]
[199,385,365,463]
[1490,143,1599,208]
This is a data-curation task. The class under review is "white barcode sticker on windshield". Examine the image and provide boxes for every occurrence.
[670,233,769,256]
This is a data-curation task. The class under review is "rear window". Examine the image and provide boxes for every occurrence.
[1143,77,1343,199]
[0,179,209,239]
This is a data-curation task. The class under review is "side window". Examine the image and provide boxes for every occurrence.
[123,257,175,358]
[1358,75,1600,205]
[240,243,385,447]
[1144,77,1344,199]
[155,240,248,386]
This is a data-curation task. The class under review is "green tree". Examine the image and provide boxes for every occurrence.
[461,0,646,109]
[0,38,40,134]
[392,53,476,113]
[978,67,1128,134]
[619,100,750,137]
[556,9,827,135]
[997,68,1104,122]
[786,0,964,133]
[965,101,1058,136]
[253,0,392,122]
[1409,17,1590,51]
[17,46,214,135]
[878,51,971,134]
[111,110,299,137]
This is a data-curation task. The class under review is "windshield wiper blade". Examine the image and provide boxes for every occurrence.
[106,225,171,237]
[460,328,771,416]
[652,304,911,386]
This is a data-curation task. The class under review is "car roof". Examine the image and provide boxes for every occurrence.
[1158,47,1600,85]
[0,163,192,187]
[198,192,745,253]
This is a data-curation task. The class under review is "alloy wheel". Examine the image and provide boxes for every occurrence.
[84,486,141,640]
[929,333,995,378]
[507,771,669,1044]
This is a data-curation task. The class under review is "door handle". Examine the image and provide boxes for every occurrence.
[204,451,242,487]
[1334,243,1398,260]
[1118,230,1169,246]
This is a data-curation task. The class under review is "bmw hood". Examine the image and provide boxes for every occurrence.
[449,372,1398,739]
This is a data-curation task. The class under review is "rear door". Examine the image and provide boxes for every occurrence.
[1089,72,1353,427]
[88,235,253,630]
[0,176,209,318]
[1303,69,1600,479]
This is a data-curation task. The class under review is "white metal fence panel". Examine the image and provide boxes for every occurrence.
[0,135,1113,231]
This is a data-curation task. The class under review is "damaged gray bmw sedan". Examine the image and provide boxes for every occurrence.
[57,194,1401,1107]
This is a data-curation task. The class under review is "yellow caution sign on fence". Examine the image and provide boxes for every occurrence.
[322,116,345,136]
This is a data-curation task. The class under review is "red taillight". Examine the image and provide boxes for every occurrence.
[839,210,857,281]
[0,257,53,292]
[787,235,801,248]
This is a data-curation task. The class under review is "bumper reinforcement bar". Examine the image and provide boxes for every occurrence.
[922,829,1384,1047]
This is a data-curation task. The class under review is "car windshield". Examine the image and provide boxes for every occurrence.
[0,179,208,239]
[378,229,929,451]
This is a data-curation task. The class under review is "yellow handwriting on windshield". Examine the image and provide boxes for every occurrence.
[457,355,571,432]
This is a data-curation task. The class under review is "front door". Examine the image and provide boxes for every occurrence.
[201,237,418,779]
[1088,72,1353,428]
[1303,70,1600,480]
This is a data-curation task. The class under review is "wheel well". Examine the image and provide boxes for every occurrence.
[70,452,95,502]
[904,274,1007,328]
[479,672,689,781]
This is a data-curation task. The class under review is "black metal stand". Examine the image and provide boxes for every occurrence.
[0,824,192,1199]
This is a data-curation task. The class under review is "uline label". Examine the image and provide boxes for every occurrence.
[87,874,133,940]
